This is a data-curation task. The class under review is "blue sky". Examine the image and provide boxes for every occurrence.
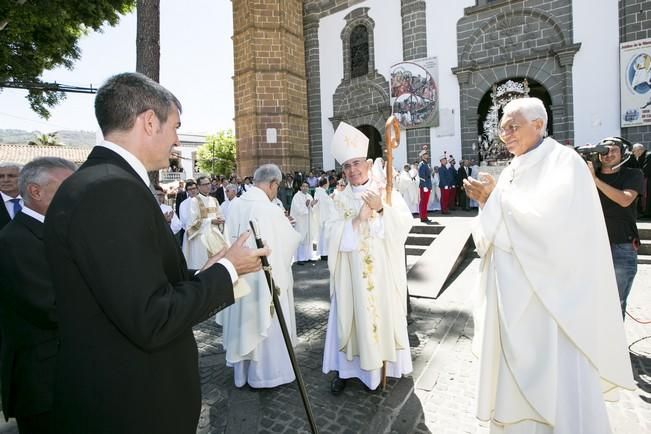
[0,1,234,136]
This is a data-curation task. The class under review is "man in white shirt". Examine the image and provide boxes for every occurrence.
[154,185,182,235]
[220,183,239,222]
[178,179,198,230]
[0,162,23,231]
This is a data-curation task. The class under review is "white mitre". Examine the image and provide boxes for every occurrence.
[332,122,369,164]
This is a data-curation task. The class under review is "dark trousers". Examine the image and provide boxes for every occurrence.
[17,411,55,434]
[419,188,431,220]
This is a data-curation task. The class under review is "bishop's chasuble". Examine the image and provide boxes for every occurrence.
[322,181,413,390]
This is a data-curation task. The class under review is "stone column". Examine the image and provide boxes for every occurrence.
[401,0,429,163]
[303,15,323,170]
[232,0,310,177]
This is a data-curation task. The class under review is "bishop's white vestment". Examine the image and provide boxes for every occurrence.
[216,186,301,388]
[322,182,414,390]
[182,194,227,269]
[398,169,419,214]
[290,190,318,261]
[472,138,635,434]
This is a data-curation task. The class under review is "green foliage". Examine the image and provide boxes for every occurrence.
[196,130,236,176]
[28,132,63,146]
[0,0,135,118]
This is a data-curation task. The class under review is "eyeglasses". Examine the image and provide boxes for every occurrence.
[187,186,198,191]
[498,124,521,137]
[198,183,210,186]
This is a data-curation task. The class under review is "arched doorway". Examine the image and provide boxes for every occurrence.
[477,77,554,140]
[356,125,383,160]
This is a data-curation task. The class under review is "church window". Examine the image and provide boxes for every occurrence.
[350,25,369,78]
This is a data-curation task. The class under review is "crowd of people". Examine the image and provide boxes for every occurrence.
[0,72,646,434]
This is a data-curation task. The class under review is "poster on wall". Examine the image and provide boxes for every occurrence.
[620,37,651,127]
[389,58,439,129]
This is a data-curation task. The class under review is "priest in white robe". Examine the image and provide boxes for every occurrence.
[216,164,301,388]
[464,97,635,434]
[183,176,227,269]
[314,177,334,260]
[322,122,413,394]
[290,182,318,264]
[397,164,418,213]
[220,183,238,222]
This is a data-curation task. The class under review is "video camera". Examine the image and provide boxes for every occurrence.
[576,143,610,171]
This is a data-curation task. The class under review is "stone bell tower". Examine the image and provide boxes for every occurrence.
[232,0,310,176]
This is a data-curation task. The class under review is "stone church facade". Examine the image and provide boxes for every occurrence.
[232,0,651,174]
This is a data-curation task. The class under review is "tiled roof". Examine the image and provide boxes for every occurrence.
[0,144,92,166]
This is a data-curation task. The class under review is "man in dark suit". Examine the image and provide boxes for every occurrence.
[0,163,23,231]
[456,159,471,211]
[0,157,76,433]
[44,72,269,434]
[174,180,187,216]
[211,177,226,204]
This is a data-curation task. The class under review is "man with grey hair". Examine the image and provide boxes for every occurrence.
[0,162,23,231]
[220,183,239,221]
[0,157,75,433]
[217,163,301,388]
[464,97,634,433]
[44,72,269,434]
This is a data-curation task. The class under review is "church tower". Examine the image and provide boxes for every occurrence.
[232,0,310,176]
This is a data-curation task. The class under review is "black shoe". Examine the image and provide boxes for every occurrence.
[420,218,431,223]
[296,261,305,266]
[321,255,328,261]
[330,376,347,395]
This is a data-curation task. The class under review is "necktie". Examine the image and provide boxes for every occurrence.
[10,198,21,216]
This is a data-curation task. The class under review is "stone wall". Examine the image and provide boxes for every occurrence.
[453,0,579,158]
[232,0,310,176]
[620,0,651,146]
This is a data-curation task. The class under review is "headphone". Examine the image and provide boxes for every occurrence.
[597,136,632,169]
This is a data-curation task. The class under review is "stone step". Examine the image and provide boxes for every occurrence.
[640,240,651,256]
[639,227,651,240]
[406,247,427,256]
[639,255,651,265]
[410,224,444,235]
[406,234,437,246]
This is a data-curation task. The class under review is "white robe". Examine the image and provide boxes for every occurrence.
[472,138,635,433]
[322,182,414,389]
[159,203,182,234]
[182,194,226,269]
[427,172,441,211]
[314,187,334,257]
[220,197,237,222]
[290,190,317,261]
[216,186,301,388]
[398,170,419,213]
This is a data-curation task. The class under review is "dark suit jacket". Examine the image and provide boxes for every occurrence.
[0,212,58,419]
[211,186,225,204]
[44,146,235,434]
[175,189,188,216]
[0,201,10,231]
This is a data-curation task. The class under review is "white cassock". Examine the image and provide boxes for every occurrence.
[313,186,334,257]
[220,197,237,222]
[160,203,182,234]
[182,194,227,269]
[216,186,301,388]
[322,181,413,390]
[397,169,418,213]
[290,190,318,261]
[472,138,635,434]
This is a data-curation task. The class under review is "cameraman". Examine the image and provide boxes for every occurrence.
[587,137,644,319]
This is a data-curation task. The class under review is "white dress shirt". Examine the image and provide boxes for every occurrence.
[1,191,23,219]
[20,205,44,223]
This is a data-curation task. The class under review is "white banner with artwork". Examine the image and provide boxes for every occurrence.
[390,58,439,129]
[620,38,651,127]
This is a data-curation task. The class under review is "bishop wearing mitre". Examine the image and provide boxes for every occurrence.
[322,122,413,394]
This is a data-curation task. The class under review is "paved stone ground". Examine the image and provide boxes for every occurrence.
[0,217,648,433]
